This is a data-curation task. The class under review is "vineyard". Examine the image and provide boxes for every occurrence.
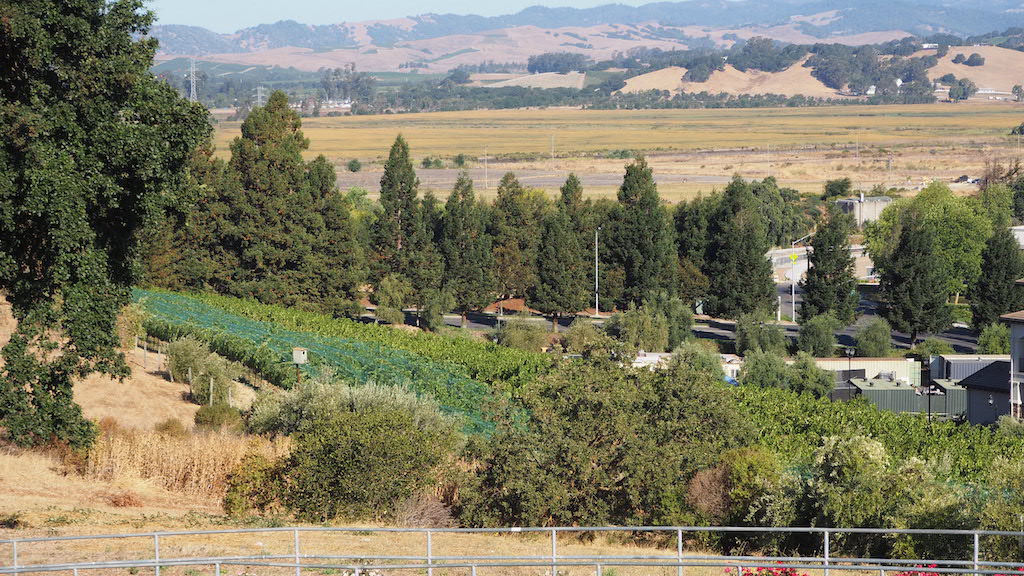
[134,290,547,432]
[733,386,1024,481]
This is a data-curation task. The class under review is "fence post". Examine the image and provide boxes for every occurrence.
[551,528,558,576]
[215,563,221,576]
[427,529,433,576]
[294,527,301,576]
[154,534,160,576]
[973,532,980,576]
[596,564,602,576]
[677,529,684,576]
[11,540,16,569]
[823,530,830,576]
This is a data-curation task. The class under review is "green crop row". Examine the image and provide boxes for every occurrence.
[190,292,552,389]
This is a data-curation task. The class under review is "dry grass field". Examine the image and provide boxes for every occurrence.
[213,101,1024,200]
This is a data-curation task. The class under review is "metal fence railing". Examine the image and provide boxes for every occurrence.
[2,526,1023,576]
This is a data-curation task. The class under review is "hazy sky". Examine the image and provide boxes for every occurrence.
[145,0,648,33]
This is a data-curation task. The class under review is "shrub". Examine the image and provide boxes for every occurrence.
[978,322,1010,354]
[223,452,287,516]
[735,312,787,355]
[394,492,456,528]
[797,313,840,357]
[106,491,142,508]
[285,406,461,521]
[346,158,362,172]
[248,375,461,438]
[495,318,549,352]
[154,418,188,437]
[787,352,834,397]
[167,336,240,405]
[909,337,953,360]
[194,404,244,432]
[604,303,670,352]
[116,303,148,349]
[740,350,789,389]
[855,317,892,357]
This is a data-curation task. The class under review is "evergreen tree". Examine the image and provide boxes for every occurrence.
[0,0,210,447]
[801,207,858,325]
[374,135,419,279]
[880,210,952,344]
[970,226,1024,328]
[530,210,587,331]
[404,198,445,326]
[607,156,677,307]
[441,173,495,326]
[704,207,777,319]
[491,172,545,299]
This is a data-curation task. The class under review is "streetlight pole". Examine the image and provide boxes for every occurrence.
[594,227,601,316]
[790,233,814,322]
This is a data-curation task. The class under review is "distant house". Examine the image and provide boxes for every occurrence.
[999,311,1024,419]
[930,354,1011,424]
[835,194,892,227]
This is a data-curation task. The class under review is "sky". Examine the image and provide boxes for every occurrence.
[145,0,648,33]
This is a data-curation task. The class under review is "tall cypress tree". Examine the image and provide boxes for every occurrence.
[441,173,495,326]
[530,209,588,331]
[703,177,776,319]
[970,226,1024,327]
[374,135,419,279]
[880,210,952,344]
[607,156,677,307]
[491,172,544,299]
[801,206,858,325]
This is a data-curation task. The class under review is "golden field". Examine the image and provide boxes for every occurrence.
[211,102,1024,200]
[213,102,1024,160]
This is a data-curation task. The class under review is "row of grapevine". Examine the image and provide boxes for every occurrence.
[189,291,551,389]
[732,386,1024,481]
[136,290,499,432]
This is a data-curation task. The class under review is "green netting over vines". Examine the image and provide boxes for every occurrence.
[135,289,495,433]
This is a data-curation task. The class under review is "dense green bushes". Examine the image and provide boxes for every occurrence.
[224,378,463,521]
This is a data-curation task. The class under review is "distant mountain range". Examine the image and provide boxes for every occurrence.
[151,0,1024,72]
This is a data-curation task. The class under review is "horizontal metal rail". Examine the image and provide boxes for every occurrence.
[3,525,1023,575]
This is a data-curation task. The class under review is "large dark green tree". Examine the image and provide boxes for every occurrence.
[879,209,952,344]
[373,135,419,279]
[970,226,1024,328]
[703,178,777,318]
[530,210,587,331]
[223,92,364,309]
[801,206,858,325]
[491,172,545,299]
[0,0,210,447]
[607,156,677,307]
[441,173,495,326]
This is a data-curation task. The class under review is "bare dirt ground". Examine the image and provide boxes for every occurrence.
[338,140,1002,201]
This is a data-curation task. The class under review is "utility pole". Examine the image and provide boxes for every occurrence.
[594,227,601,316]
[484,146,488,191]
[255,85,266,108]
[188,57,197,102]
